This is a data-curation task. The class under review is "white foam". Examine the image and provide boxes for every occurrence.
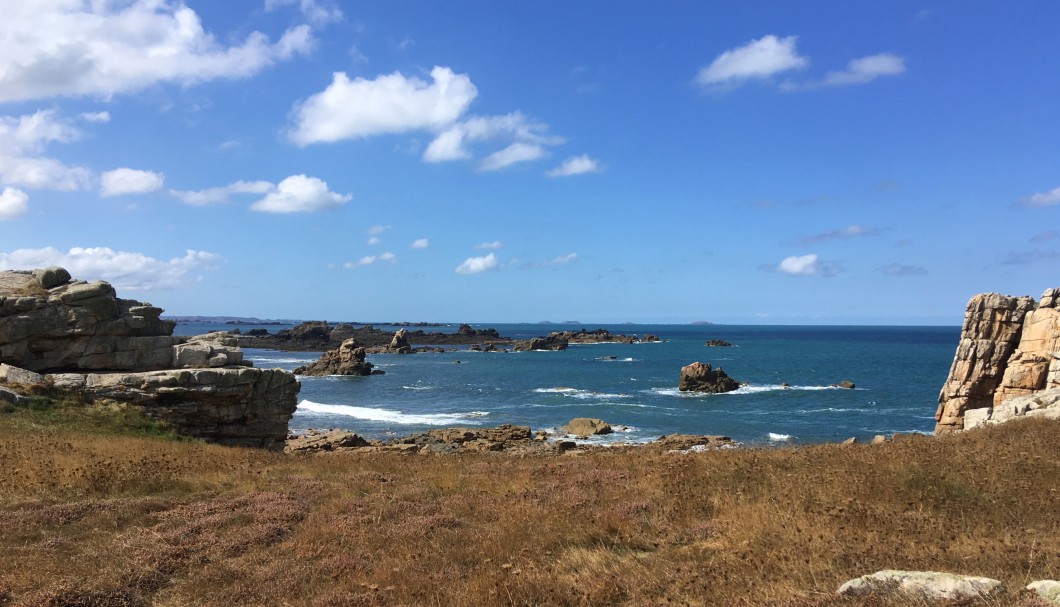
[648,384,850,398]
[402,385,433,391]
[533,387,631,400]
[297,400,489,425]
[249,356,316,364]
[768,432,793,442]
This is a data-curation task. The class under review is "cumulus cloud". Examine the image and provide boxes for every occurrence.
[802,224,879,244]
[546,155,602,177]
[99,168,164,197]
[0,0,314,103]
[264,0,343,25]
[357,252,396,266]
[775,254,841,276]
[819,53,906,86]
[696,35,808,88]
[170,180,274,206]
[367,225,392,235]
[1023,186,1060,207]
[249,174,350,213]
[289,67,477,146]
[455,252,498,274]
[410,238,429,249]
[878,263,927,276]
[479,143,546,172]
[424,112,561,163]
[0,109,92,191]
[0,187,29,220]
[475,241,503,249]
[0,246,220,290]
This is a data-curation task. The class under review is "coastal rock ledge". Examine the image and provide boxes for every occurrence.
[935,287,1060,433]
[0,267,299,449]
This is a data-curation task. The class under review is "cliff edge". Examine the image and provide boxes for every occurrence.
[0,267,299,449]
[935,288,1060,433]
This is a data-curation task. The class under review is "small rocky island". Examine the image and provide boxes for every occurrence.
[679,361,741,393]
[236,321,508,351]
[0,267,299,449]
[513,329,659,351]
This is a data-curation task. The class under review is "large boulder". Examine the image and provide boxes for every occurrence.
[679,362,740,393]
[563,418,613,436]
[387,328,413,353]
[294,338,375,376]
[837,570,1002,601]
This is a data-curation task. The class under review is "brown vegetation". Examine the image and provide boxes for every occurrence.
[0,400,1058,606]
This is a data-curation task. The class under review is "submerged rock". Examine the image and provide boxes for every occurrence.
[678,361,740,393]
[831,380,856,389]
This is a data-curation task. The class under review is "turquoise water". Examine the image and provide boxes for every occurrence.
[175,323,958,445]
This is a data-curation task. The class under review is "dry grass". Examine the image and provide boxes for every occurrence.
[0,401,1058,606]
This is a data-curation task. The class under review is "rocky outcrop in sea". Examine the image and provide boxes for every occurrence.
[293,338,377,376]
[236,321,509,352]
[0,267,299,449]
[936,287,1060,432]
[679,361,741,393]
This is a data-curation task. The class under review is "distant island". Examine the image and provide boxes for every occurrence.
[165,315,297,325]
[691,321,715,325]
[537,320,582,325]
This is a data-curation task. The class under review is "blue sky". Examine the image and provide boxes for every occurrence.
[1,1,1058,324]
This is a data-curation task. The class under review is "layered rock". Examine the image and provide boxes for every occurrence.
[293,338,375,376]
[0,267,300,449]
[679,361,740,393]
[935,288,1060,433]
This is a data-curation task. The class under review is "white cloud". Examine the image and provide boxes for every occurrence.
[99,168,164,197]
[1024,186,1060,207]
[289,66,477,146]
[0,0,314,103]
[0,187,29,220]
[455,252,498,274]
[475,241,503,249]
[777,254,820,276]
[411,238,429,249]
[79,111,111,123]
[479,143,546,172]
[819,54,906,87]
[357,252,396,266]
[367,236,381,245]
[0,246,220,290]
[0,110,92,191]
[544,253,578,266]
[170,180,274,206]
[367,224,392,235]
[249,174,350,213]
[803,224,879,243]
[546,155,602,177]
[424,112,562,163]
[264,0,343,25]
[696,35,808,88]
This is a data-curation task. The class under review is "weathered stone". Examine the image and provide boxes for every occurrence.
[962,407,992,430]
[563,417,612,436]
[1027,580,1060,605]
[388,328,413,354]
[285,429,370,454]
[651,434,733,450]
[832,380,856,389]
[513,334,569,351]
[0,363,45,387]
[32,266,71,289]
[294,338,374,376]
[935,292,1036,432]
[0,386,27,405]
[837,570,1002,601]
[841,437,857,445]
[679,361,740,393]
[870,435,888,445]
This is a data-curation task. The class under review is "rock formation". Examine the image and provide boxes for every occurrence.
[237,321,511,352]
[935,288,1060,433]
[704,339,734,347]
[563,417,613,436]
[513,334,569,351]
[0,267,299,449]
[679,361,741,393]
[837,570,1002,601]
[293,338,375,376]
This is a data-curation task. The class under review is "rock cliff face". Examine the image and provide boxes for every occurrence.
[0,267,299,449]
[935,288,1060,433]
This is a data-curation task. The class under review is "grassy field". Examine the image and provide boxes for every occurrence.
[0,397,1057,606]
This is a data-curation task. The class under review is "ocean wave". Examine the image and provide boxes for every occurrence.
[297,400,489,425]
[534,387,631,400]
[598,357,638,362]
[646,384,852,398]
[249,356,316,364]
[768,432,793,442]
[402,384,433,391]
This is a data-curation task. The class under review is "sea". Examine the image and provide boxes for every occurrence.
[173,322,959,446]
